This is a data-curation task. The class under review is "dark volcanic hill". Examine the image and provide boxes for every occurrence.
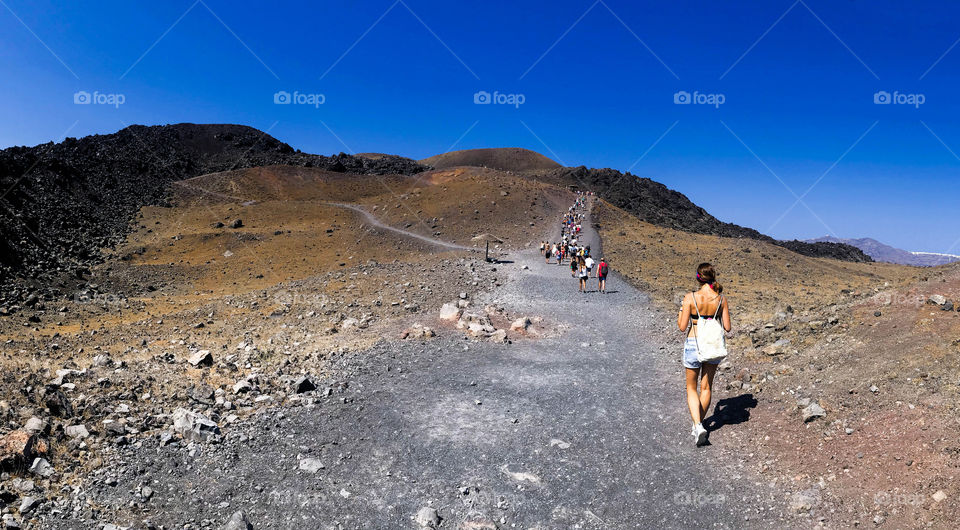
[420,147,561,172]
[550,166,873,263]
[0,123,428,298]
[807,236,960,266]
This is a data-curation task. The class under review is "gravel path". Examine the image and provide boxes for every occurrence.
[45,200,793,529]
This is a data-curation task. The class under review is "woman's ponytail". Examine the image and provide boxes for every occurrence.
[697,263,722,293]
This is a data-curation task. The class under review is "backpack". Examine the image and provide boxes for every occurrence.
[692,294,727,363]
[599,262,608,276]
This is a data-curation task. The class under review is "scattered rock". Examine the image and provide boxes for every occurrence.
[943,300,955,312]
[402,323,436,340]
[928,294,947,306]
[171,408,220,442]
[439,303,461,321]
[230,219,243,229]
[0,431,46,468]
[188,350,213,367]
[790,489,818,514]
[298,458,325,473]
[873,311,882,317]
[933,490,948,502]
[223,511,253,530]
[294,376,316,394]
[65,424,90,439]
[415,506,440,528]
[802,403,826,422]
[18,496,40,515]
[23,417,45,435]
[763,339,791,356]
[510,317,531,332]
[488,329,508,343]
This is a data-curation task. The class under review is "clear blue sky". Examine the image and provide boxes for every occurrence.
[2,0,959,253]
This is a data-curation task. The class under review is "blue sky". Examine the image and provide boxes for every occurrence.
[2,0,959,253]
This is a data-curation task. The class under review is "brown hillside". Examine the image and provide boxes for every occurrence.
[420,147,561,172]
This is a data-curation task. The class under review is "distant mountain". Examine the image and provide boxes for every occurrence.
[806,236,960,266]
[547,166,873,263]
[420,148,562,172]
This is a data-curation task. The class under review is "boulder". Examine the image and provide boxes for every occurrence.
[223,511,253,530]
[171,408,220,442]
[439,303,461,321]
[65,424,90,439]
[510,317,531,332]
[19,496,40,515]
[0,431,47,469]
[188,350,213,367]
[402,324,435,340]
[488,329,508,343]
[230,219,243,229]
[415,507,440,528]
[762,339,791,356]
[943,300,955,312]
[298,458,325,473]
[28,457,53,477]
[294,376,316,394]
[23,417,45,435]
[928,294,948,306]
[802,403,826,422]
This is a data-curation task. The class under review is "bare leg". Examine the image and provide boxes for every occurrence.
[699,363,719,420]
[685,367,702,424]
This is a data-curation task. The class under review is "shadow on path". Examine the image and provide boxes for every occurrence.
[705,393,757,432]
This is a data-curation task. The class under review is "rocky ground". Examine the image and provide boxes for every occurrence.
[594,199,960,528]
[1,145,958,528]
[21,198,801,529]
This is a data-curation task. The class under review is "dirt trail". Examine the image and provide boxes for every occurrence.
[326,202,479,252]
[45,199,792,529]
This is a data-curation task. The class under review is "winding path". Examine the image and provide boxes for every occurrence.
[326,202,478,252]
[51,198,790,529]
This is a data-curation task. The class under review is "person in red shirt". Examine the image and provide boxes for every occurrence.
[597,257,609,293]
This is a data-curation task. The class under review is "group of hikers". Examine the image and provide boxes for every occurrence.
[539,190,733,447]
[539,192,609,294]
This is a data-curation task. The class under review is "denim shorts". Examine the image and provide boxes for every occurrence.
[683,337,721,369]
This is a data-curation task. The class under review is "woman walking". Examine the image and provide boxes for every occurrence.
[677,263,731,446]
[577,256,588,292]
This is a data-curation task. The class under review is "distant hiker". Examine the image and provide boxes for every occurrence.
[577,257,588,292]
[570,255,579,277]
[539,241,545,256]
[677,263,731,447]
[584,255,595,276]
[544,244,552,263]
[597,257,609,293]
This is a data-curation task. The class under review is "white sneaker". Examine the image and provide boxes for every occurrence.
[695,423,708,446]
